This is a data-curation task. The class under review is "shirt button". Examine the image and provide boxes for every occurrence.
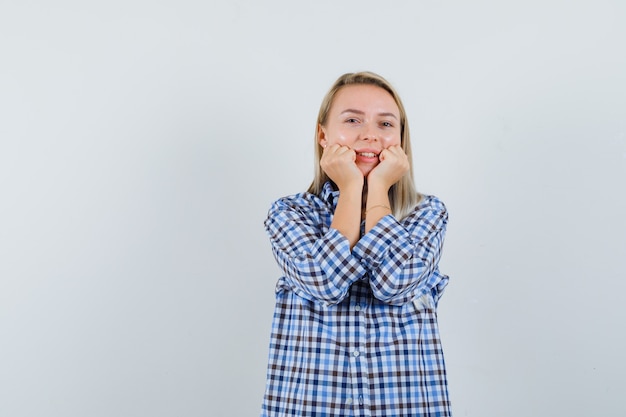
[353,350,360,357]
[355,305,361,311]
[346,398,353,405]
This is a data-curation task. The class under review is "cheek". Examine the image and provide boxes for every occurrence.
[382,134,401,146]
[328,133,349,145]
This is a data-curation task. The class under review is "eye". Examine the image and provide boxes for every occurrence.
[381,121,394,128]
[345,118,359,124]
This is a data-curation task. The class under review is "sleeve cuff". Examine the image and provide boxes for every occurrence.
[352,215,413,268]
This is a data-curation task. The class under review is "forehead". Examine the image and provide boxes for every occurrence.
[331,84,399,115]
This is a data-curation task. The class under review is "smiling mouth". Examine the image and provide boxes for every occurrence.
[357,152,378,158]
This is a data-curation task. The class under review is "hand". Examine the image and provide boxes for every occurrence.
[367,145,410,190]
[320,144,364,191]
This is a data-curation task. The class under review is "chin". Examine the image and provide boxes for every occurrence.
[358,166,376,178]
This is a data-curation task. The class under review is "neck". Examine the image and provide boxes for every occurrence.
[360,182,368,219]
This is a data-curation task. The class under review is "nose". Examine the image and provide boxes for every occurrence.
[361,123,378,141]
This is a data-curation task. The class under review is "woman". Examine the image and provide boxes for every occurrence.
[261,71,452,416]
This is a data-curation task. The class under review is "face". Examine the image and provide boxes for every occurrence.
[319,84,401,177]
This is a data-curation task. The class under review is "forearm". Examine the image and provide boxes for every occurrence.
[265,196,368,305]
[364,180,392,233]
[353,199,449,305]
[330,185,362,248]
[271,228,367,304]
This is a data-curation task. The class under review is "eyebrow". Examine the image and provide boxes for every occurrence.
[340,109,398,120]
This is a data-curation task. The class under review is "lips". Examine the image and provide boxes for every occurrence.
[357,152,378,158]
[355,148,381,160]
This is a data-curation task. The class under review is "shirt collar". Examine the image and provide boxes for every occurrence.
[320,181,340,208]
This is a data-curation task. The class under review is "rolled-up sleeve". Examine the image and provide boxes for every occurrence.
[265,197,367,305]
[351,197,449,306]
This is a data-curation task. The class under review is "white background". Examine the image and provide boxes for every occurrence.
[1,1,625,416]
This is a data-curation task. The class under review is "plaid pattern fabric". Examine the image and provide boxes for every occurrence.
[261,182,451,417]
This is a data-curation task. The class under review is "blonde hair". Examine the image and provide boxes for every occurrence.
[307,71,421,219]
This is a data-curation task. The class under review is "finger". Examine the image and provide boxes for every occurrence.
[324,144,348,156]
[379,148,395,161]
[381,145,406,160]
[322,145,356,166]
[334,146,356,160]
[321,145,341,161]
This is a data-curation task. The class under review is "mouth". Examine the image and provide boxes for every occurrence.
[356,151,379,158]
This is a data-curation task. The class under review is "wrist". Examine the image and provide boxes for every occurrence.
[365,178,391,195]
[365,204,391,216]
[337,179,364,194]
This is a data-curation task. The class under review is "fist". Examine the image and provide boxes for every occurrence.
[320,144,364,191]
[367,145,409,189]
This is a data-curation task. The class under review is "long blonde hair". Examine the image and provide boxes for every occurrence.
[307,71,421,219]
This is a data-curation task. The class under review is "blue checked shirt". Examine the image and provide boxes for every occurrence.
[261,182,451,417]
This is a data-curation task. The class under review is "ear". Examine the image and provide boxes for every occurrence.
[317,124,328,148]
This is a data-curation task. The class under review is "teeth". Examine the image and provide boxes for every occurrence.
[358,152,377,158]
